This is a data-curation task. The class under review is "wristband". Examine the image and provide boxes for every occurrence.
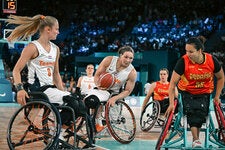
[15,83,24,92]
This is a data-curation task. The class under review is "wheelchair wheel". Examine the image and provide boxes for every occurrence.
[105,100,136,144]
[214,101,225,144]
[7,101,61,150]
[155,100,177,150]
[140,101,160,132]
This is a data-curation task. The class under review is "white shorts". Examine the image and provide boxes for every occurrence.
[44,88,71,105]
[85,89,111,102]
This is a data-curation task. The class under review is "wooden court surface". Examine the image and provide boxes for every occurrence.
[0,104,160,150]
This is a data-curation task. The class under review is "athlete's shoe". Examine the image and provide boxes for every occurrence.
[192,140,202,148]
[95,123,105,133]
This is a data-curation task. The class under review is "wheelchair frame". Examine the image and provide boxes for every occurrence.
[7,91,137,149]
[7,92,94,150]
[155,94,225,150]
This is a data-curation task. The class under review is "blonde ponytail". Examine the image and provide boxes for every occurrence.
[6,14,57,42]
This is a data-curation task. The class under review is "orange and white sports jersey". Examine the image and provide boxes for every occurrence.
[106,56,134,93]
[80,76,96,95]
[27,40,57,86]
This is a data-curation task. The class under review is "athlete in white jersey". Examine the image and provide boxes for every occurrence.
[27,40,71,105]
[77,64,96,95]
[28,41,57,86]
[106,56,134,93]
[9,15,87,139]
[85,46,136,104]
[84,46,137,132]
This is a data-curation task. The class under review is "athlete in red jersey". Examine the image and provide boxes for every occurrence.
[141,68,178,113]
[166,36,224,148]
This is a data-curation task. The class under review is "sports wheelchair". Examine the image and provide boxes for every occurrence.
[7,92,95,150]
[140,99,169,132]
[77,92,137,144]
[155,94,225,150]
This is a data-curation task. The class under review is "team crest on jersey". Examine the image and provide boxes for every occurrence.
[48,55,53,59]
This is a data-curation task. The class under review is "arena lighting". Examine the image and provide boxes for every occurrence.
[204,17,209,24]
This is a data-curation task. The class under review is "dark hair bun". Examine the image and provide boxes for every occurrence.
[197,36,206,44]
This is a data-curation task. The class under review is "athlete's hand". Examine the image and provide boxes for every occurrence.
[165,103,174,118]
[213,97,221,104]
[16,90,29,106]
[96,81,108,90]
[98,86,108,90]
[107,97,117,107]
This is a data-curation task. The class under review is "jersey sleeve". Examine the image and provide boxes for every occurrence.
[212,55,222,73]
[174,57,185,75]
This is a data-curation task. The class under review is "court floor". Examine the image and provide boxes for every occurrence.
[0,102,161,150]
[0,101,223,150]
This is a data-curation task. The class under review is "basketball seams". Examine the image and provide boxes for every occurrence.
[99,72,115,89]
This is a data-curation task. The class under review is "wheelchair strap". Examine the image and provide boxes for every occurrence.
[39,85,57,92]
[29,84,56,92]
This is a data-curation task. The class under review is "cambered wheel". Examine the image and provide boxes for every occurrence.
[7,101,61,150]
[140,101,160,132]
[105,100,136,144]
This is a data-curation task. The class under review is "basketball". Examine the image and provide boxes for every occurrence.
[99,72,115,89]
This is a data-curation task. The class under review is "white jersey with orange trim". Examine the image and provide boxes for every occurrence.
[106,56,134,93]
[27,40,57,86]
[80,76,96,95]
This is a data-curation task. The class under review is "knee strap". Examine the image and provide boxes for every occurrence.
[63,95,87,117]
[84,95,100,109]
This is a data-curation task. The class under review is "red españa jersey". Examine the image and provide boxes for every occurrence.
[178,53,214,94]
[154,81,169,101]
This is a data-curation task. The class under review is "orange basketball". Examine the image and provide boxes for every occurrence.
[99,72,115,89]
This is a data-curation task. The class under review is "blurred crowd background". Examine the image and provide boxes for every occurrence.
[0,0,225,96]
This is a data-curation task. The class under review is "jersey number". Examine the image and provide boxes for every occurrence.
[47,68,52,76]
